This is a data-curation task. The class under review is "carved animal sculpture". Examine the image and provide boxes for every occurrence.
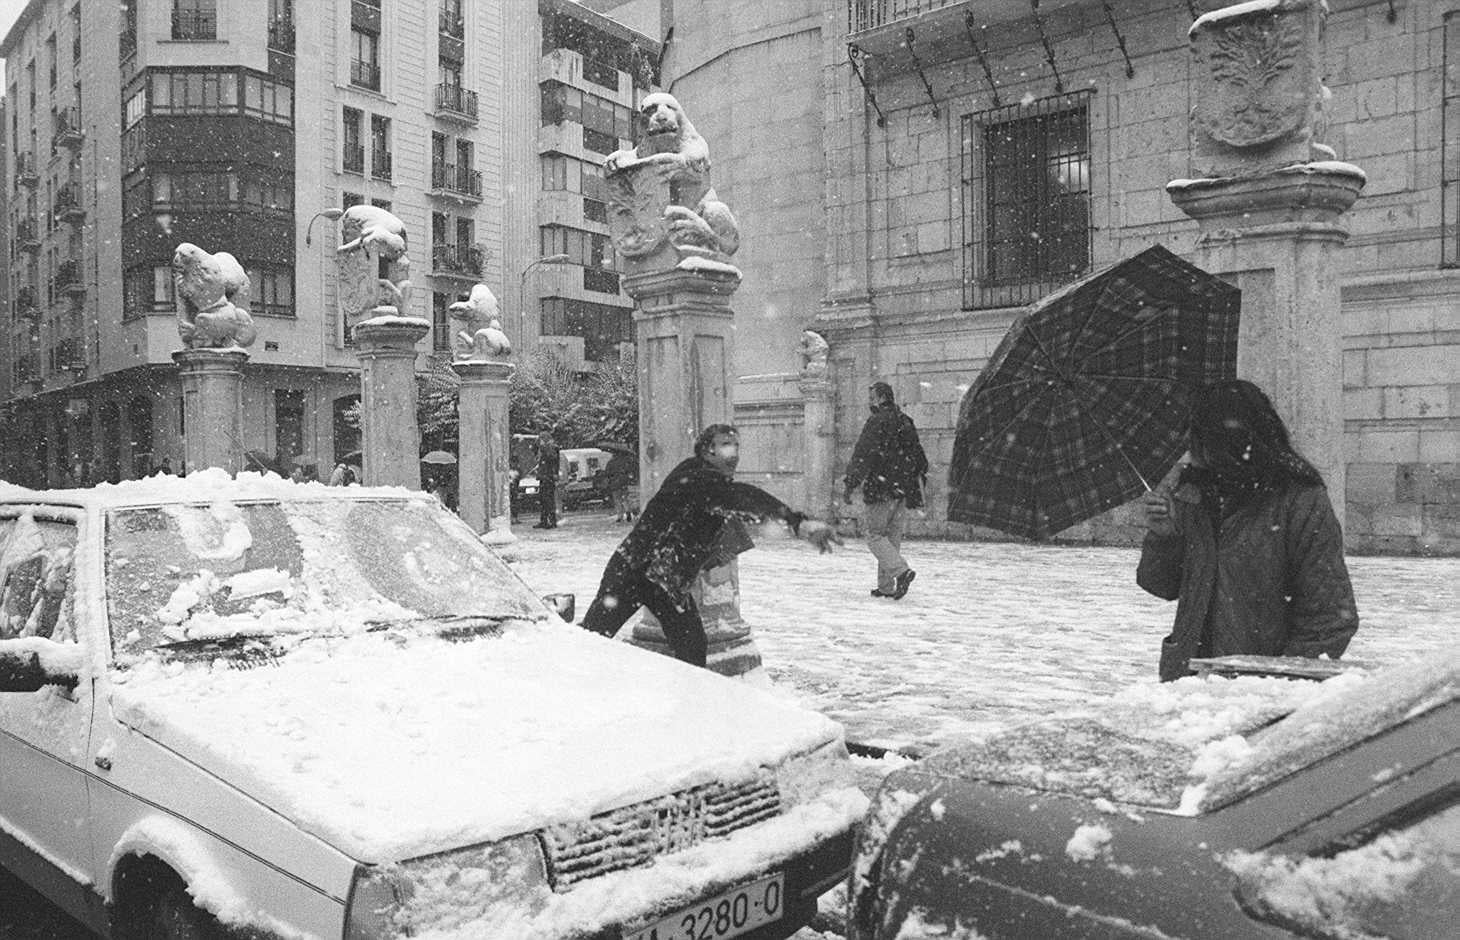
[448,284,511,359]
[172,242,257,349]
[338,204,407,258]
[604,92,739,258]
[798,330,830,377]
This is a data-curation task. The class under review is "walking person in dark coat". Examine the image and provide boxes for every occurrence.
[844,381,929,599]
[580,424,841,667]
[603,449,637,522]
[533,431,560,530]
[1138,380,1359,681]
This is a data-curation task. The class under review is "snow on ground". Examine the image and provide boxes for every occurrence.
[506,510,1459,755]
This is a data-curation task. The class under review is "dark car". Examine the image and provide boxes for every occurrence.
[848,649,1458,939]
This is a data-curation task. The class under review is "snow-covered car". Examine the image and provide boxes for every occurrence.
[848,648,1458,939]
[0,472,866,939]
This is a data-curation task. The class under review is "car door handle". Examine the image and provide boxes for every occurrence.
[94,755,112,771]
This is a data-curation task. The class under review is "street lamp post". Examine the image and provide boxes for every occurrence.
[518,253,572,342]
[304,207,345,246]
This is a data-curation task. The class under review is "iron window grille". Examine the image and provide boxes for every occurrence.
[962,90,1094,310]
[1443,12,1460,267]
[171,1,217,41]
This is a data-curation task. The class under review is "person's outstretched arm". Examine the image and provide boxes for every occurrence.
[716,480,841,552]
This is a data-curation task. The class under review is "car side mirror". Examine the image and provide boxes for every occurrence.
[0,640,80,693]
[542,593,575,622]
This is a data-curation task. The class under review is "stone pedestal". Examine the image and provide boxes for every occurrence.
[623,264,766,679]
[1169,164,1364,531]
[799,373,836,522]
[453,359,515,540]
[172,348,247,474]
[353,314,430,490]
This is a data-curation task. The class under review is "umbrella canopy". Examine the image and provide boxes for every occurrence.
[243,450,284,476]
[420,450,458,465]
[948,244,1240,540]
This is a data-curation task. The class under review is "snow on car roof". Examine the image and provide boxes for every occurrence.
[915,645,1458,813]
[0,468,424,510]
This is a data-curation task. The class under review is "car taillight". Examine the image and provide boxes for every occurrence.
[343,865,412,940]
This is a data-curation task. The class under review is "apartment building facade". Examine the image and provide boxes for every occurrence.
[651,0,1459,554]
[1,0,654,488]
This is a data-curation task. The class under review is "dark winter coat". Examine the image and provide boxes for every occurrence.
[845,402,929,507]
[611,456,805,596]
[602,452,637,489]
[536,442,560,482]
[1137,479,1359,682]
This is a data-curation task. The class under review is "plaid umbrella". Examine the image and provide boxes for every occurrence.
[948,244,1240,540]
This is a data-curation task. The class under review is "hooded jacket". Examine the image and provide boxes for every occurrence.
[1137,479,1359,682]
[609,456,804,596]
[845,402,929,506]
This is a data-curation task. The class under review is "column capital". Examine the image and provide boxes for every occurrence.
[353,316,430,355]
[623,264,742,304]
[451,359,515,385]
[171,347,249,374]
[1167,164,1365,235]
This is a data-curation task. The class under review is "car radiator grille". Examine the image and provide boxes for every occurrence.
[540,771,781,891]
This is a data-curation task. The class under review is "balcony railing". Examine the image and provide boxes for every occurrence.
[172,9,218,40]
[15,218,40,251]
[434,83,479,123]
[351,60,381,90]
[56,259,86,296]
[54,183,85,223]
[343,143,365,174]
[432,245,484,278]
[268,17,296,52]
[371,150,393,180]
[14,152,39,186]
[52,107,84,148]
[429,163,483,200]
[15,287,40,318]
[847,0,961,33]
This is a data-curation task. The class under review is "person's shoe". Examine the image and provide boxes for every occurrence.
[890,569,916,599]
[871,587,889,597]
[532,523,550,529]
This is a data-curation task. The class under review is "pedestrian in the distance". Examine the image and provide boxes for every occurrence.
[508,456,522,524]
[328,462,357,486]
[844,381,928,600]
[580,424,841,668]
[1138,379,1359,681]
[603,448,637,522]
[533,431,560,529]
[153,457,174,476]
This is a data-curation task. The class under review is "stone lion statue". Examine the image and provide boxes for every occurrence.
[798,330,829,377]
[448,284,511,360]
[336,205,412,320]
[604,92,739,263]
[172,242,256,349]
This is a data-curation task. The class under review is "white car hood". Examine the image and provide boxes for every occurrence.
[109,622,843,863]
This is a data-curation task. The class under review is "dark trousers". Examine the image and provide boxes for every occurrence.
[538,479,558,528]
[581,561,707,667]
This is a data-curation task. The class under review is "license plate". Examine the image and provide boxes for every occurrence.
[625,873,785,940]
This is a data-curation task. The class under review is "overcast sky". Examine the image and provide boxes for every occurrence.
[0,0,34,85]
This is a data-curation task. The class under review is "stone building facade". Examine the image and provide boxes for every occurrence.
[645,0,1459,554]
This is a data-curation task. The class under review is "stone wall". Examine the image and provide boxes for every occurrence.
[671,0,1459,553]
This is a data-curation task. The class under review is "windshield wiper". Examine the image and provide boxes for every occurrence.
[156,632,278,653]
[363,613,517,630]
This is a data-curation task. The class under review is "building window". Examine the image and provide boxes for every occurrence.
[351,28,380,90]
[120,1,137,61]
[962,91,1093,309]
[343,107,364,173]
[150,69,238,114]
[123,264,175,320]
[432,292,450,352]
[268,0,295,53]
[248,266,294,317]
[370,114,392,180]
[172,0,218,41]
[1445,13,1460,267]
[539,298,631,362]
[274,389,305,465]
[242,73,294,125]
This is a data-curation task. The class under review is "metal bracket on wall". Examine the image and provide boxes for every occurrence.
[1101,2,1136,78]
[963,10,1002,108]
[847,44,887,128]
[1387,0,1398,23]
[904,27,941,119]
[1030,0,1065,95]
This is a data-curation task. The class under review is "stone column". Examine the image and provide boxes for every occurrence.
[172,348,247,474]
[623,266,766,679]
[353,317,429,490]
[800,372,836,522]
[1168,0,1363,529]
[453,359,515,541]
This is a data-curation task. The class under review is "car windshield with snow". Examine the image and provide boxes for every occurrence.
[0,473,866,940]
[848,648,1458,939]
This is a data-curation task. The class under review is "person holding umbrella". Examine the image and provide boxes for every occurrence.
[533,430,560,529]
[1137,380,1359,682]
